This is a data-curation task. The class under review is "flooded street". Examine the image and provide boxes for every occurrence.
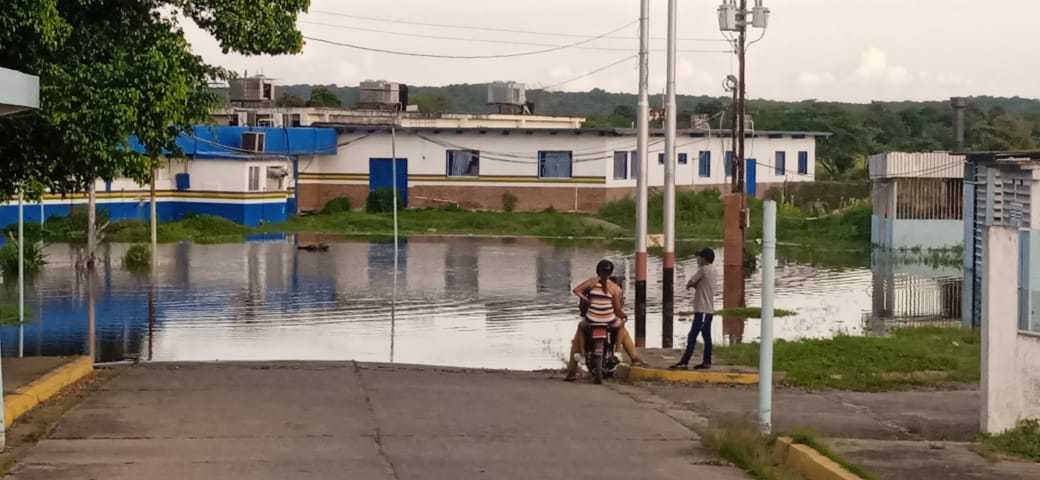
[0,236,928,370]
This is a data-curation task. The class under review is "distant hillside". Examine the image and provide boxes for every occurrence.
[236,83,1040,180]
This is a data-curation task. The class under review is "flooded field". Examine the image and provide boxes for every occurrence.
[0,236,955,370]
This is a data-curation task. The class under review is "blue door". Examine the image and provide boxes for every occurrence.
[746,158,757,196]
[369,158,408,208]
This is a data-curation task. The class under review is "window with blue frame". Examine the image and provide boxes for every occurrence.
[630,150,638,178]
[538,151,573,178]
[446,150,480,177]
[725,151,734,177]
[698,151,711,177]
[775,151,786,175]
[613,151,628,180]
[798,151,809,175]
[678,153,688,165]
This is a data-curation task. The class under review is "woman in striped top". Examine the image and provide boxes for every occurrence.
[564,260,646,381]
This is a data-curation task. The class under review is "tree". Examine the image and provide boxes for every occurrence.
[410,94,453,113]
[0,0,309,200]
[276,92,307,108]
[307,86,342,108]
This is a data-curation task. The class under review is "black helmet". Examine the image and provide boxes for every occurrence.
[596,259,615,275]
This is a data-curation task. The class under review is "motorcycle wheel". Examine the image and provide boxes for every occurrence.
[592,340,605,385]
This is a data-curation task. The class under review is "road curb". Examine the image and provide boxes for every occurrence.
[617,364,772,385]
[4,356,94,427]
[773,436,863,480]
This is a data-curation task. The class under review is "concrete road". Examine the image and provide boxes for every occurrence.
[7,363,749,480]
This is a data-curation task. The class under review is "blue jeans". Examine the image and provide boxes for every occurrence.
[678,313,713,365]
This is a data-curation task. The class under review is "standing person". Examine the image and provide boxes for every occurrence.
[670,248,717,370]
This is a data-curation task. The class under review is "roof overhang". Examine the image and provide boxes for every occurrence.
[0,67,40,116]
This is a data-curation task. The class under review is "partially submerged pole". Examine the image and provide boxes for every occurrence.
[759,200,777,434]
[18,190,24,357]
[634,0,650,346]
[390,120,400,363]
[149,167,157,360]
[662,0,678,348]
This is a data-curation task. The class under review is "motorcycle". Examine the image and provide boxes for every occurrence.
[584,322,620,384]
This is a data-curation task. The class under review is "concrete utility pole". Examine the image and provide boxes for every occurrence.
[719,0,769,327]
[635,0,650,346]
[759,200,777,434]
[662,0,678,348]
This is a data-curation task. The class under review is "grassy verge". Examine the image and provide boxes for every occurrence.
[30,190,875,249]
[698,423,876,480]
[790,429,879,479]
[714,327,980,391]
[978,420,1040,462]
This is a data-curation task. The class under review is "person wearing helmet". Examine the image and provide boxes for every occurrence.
[671,247,718,370]
[564,260,646,381]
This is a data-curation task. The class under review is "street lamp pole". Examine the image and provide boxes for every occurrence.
[718,0,769,327]
[634,0,650,346]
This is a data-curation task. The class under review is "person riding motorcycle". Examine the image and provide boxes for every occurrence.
[564,260,647,381]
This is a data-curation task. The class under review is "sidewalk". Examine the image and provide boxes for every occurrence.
[7,362,752,479]
[636,382,1040,480]
[3,356,94,427]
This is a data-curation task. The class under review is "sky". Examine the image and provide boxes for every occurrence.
[182,0,1040,103]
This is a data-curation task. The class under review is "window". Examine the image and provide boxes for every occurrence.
[775,151,787,175]
[798,151,809,175]
[446,150,480,177]
[698,151,711,177]
[678,153,688,165]
[248,166,261,191]
[630,150,638,178]
[658,153,665,165]
[724,151,734,177]
[613,152,628,180]
[538,151,573,178]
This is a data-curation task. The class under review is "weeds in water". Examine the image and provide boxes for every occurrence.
[979,420,1040,462]
[0,304,32,325]
[0,235,45,276]
[123,244,151,270]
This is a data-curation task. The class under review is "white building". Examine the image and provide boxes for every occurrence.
[962,151,1040,434]
[297,125,826,213]
[869,152,965,250]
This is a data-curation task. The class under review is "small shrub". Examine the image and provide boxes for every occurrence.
[124,244,151,269]
[0,235,45,277]
[542,206,557,214]
[502,192,518,212]
[321,197,352,214]
[366,188,401,213]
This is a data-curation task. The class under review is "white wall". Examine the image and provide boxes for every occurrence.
[891,219,964,249]
[312,131,818,189]
[981,227,1040,433]
[93,157,290,194]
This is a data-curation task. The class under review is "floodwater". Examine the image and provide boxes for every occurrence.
[0,236,937,370]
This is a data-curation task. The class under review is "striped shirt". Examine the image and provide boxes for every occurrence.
[585,283,617,323]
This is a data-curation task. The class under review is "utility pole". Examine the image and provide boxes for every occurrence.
[634,0,650,346]
[662,0,678,348]
[719,0,769,326]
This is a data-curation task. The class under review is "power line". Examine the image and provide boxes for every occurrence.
[308,10,727,42]
[303,21,639,59]
[535,55,637,91]
[299,21,732,54]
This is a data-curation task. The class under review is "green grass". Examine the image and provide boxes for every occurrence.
[790,429,879,479]
[714,327,981,391]
[0,304,31,326]
[979,420,1040,462]
[699,424,802,480]
[103,215,250,244]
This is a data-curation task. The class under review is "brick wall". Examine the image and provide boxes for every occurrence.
[297,183,370,212]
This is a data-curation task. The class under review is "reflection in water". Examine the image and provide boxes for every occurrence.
[0,236,889,370]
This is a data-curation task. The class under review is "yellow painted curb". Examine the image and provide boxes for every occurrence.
[619,365,760,385]
[4,356,94,428]
[773,436,863,480]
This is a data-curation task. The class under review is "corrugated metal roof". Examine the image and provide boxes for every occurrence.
[869,152,965,180]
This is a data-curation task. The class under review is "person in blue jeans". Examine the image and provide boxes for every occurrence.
[670,248,718,370]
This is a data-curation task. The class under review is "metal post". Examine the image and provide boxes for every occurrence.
[662,0,678,348]
[18,191,24,357]
[149,168,157,361]
[635,0,650,347]
[390,121,400,363]
[759,200,777,434]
